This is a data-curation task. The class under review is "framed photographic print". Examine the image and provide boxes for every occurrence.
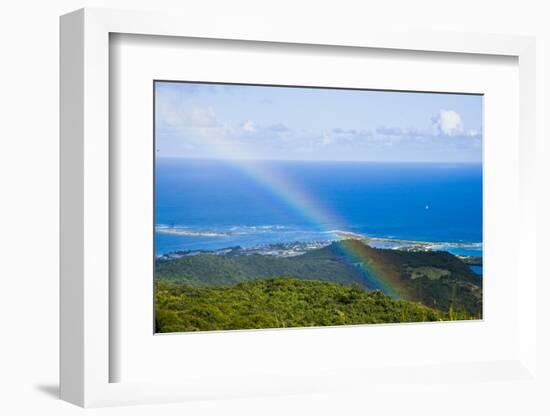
[153,81,483,334]
[60,8,538,408]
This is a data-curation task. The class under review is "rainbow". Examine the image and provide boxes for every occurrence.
[164,128,410,298]
[330,239,416,299]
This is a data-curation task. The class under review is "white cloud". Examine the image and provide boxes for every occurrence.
[432,109,464,136]
[242,120,256,132]
[156,88,220,129]
[321,131,334,146]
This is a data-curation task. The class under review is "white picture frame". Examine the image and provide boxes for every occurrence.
[60,7,538,407]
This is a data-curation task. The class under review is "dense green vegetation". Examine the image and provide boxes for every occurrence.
[155,240,482,316]
[343,241,482,316]
[155,277,473,333]
[155,249,363,286]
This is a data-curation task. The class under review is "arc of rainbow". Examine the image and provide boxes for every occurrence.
[158,124,411,299]
[170,126,347,235]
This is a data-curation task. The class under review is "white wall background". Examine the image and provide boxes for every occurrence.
[0,1,548,415]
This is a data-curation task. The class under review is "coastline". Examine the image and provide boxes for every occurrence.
[156,226,483,263]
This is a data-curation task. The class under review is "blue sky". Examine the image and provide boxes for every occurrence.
[155,81,483,162]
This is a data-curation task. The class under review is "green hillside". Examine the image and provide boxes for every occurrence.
[155,277,472,333]
[155,248,363,286]
[155,240,482,316]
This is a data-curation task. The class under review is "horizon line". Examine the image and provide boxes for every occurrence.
[155,156,483,164]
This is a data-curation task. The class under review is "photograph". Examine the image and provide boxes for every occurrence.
[153,81,483,333]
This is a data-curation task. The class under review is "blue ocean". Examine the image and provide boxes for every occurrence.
[155,158,482,258]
